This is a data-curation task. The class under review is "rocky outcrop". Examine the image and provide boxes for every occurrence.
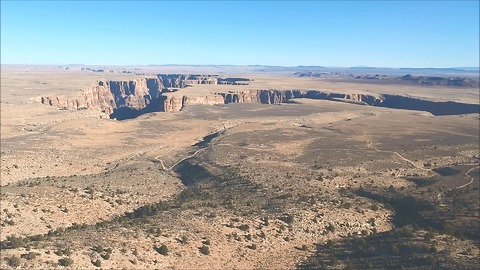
[40,75,253,117]
[40,75,479,119]
[161,95,227,112]
[41,78,163,115]
[157,74,249,87]
[217,90,383,106]
[163,96,186,113]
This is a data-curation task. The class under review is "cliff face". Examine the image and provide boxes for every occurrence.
[217,90,383,106]
[41,78,163,115]
[40,75,479,118]
[41,83,384,115]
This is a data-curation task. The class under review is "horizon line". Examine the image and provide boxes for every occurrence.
[1,64,479,70]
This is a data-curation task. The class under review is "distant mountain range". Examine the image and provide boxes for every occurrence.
[349,66,479,72]
[398,67,479,73]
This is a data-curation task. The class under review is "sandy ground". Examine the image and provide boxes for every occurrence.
[0,66,478,269]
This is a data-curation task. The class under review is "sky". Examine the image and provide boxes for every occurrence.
[1,1,479,67]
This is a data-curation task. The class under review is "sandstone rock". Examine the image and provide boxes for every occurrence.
[40,74,477,117]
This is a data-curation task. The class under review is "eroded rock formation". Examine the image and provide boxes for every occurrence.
[41,78,163,115]
[40,74,479,119]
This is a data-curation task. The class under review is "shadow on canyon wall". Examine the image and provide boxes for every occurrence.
[109,98,166,120]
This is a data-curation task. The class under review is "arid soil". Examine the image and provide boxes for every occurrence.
[1,66,479,269]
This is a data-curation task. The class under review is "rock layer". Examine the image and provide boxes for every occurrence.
[40,75,480,118]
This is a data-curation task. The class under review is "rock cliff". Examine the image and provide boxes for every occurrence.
[40,75,479,119]
[41,78,163,115]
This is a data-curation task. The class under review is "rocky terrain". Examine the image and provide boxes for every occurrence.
[1,66,479,269]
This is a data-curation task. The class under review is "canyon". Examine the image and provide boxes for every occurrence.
[1,66,479,270]
[40,74,479,119]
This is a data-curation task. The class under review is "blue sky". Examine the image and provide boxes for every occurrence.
[1,1,479,67]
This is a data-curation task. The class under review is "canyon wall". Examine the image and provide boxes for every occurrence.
[41,78,163,115]
[40,75,479,119]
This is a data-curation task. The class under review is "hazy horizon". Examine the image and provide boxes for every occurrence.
[1,64,479,70]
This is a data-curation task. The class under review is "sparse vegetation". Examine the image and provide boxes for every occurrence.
[154,244,168,256]
[6,255,21,268]
[199,245,210,255]
[58,257,74,267]
[21,252,38,260]
[91,259,101,267]
[2,66,479,270]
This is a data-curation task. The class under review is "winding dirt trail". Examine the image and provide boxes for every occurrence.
[437,165,479,206]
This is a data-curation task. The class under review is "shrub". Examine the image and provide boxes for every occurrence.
[21,252,38,260]
[91,259,101,267]
[93,245,104,253]
[58,257,74,267]
[6,255,21,268]
[326,239,334,249]
[345,261,354,270]
[389,243,400,255]
[199,245,210,255]
[155,245,168,256]
[427,255,437,265]
[6,235,26,248]
[424,231,435,241]
[301,244,308,251]
[281,214,294,224]
[262,217,269,226]
[179,235,188,244]
[327,223,336,233]
[357,243,366,255]
[364,259,373,269]
[238,224,249,231]
[330,256,338,266]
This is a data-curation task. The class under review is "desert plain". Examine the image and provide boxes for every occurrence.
[0,65,479,269]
